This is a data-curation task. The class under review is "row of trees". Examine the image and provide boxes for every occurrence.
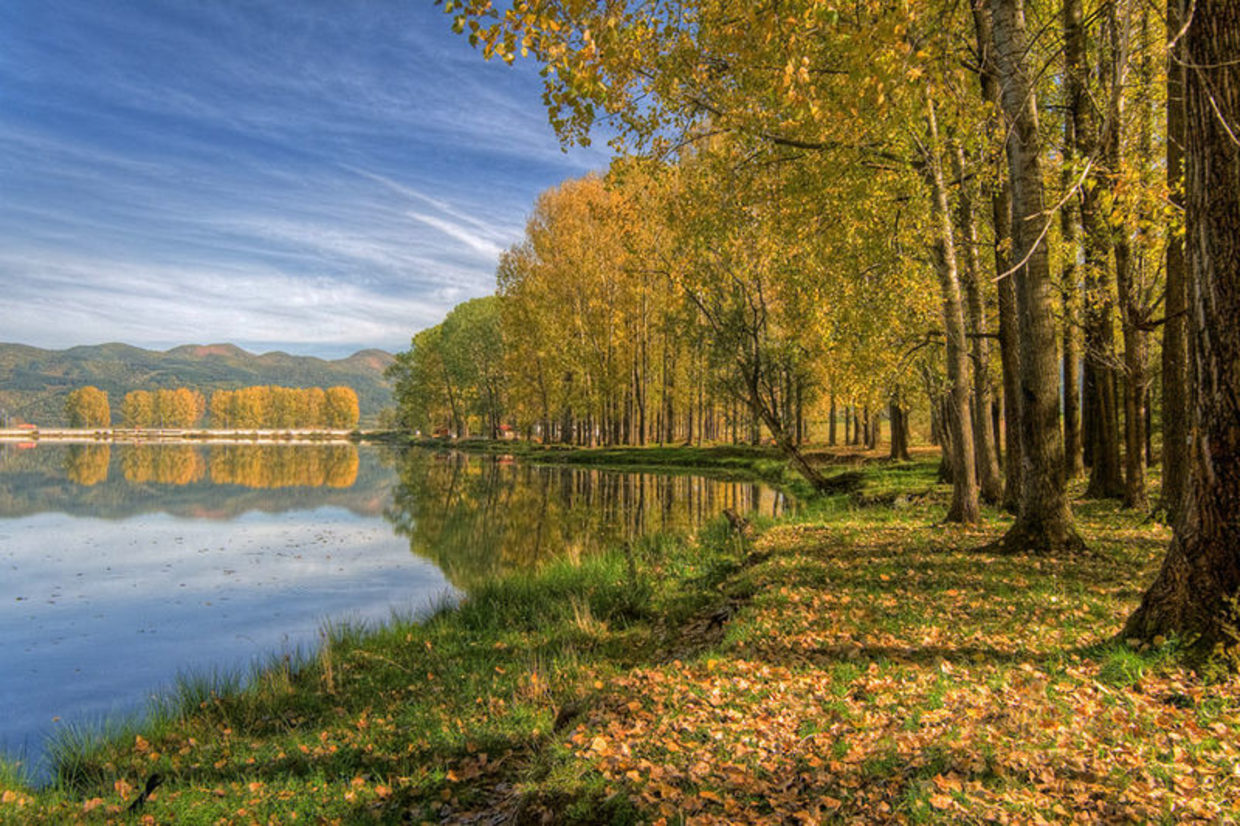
[207,386,360,430]
[388,167,920,476]
[433,0,1240,655]
[121,388,206,428]
[64,385,360,430]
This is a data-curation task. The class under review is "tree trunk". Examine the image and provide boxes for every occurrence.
[924,99,981,522]
[829,394,838,446]
[971,0,1023,512]
[1123,0,1240,656]
[889,401,911,461]
[1105,0,1148,510]
[1159,0,1190,519]
[953,143,1003,504]
[1103,0,1149,511]
[990,0,1086,553]
[1060,111,1084,478]
[1065,0,1125,499]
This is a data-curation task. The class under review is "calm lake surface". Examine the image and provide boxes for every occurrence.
[0,442,791,776]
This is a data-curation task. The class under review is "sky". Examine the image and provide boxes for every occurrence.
[0,1,607,359]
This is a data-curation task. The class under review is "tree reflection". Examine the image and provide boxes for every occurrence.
[209,445,359,489]
[121,445,206,485]
[61,444,360,490]
[385,450,792,589]
[64,445,111,486]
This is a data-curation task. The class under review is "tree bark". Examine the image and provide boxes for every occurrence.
[970,0,1023,512]
[889,401,911,461]
[829,394,838,446]
[953,143,1004,504]
[989,0,1086,553]
[1123,0,1240,656]
[1065,0,1125,500]
[1159,0,1190,520]
[1104,0,1148,510]
[924,97,981,523]
[1060,111,1085,478]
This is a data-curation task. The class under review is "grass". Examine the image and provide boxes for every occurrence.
[4,451,1240,823]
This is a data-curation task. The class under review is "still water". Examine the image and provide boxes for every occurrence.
[0,442,791,775]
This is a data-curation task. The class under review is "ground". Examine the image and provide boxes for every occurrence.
[3,454,1238,824]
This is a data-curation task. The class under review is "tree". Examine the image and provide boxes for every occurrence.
[388,328,460,434]
[324,387,360,430]
[65,386,110,428]
[120,390,155,428]
[1122,0,1240,657]
[988,0,1085,553]
[440,297,507,439]
[918,93,980,522]
[1159,0,1189,519]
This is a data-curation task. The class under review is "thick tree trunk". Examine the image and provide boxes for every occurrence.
[1159,0,1190,519]
[889,401,911,461]
[971,0,1023,512]
[1123,0,1240,655]
[990,0,1085,553]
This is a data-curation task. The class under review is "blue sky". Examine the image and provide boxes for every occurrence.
[0,1,606,358]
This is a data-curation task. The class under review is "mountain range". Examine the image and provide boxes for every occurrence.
[0,342,394,426]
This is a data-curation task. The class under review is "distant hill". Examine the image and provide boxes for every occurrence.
[0,343,394,426]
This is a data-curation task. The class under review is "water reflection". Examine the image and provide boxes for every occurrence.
[208,445,359,489]
[0,442,377,520]
[1,442,794,776]
[64,445,111,486]
[385,450,793,589]
[121,445,206,486]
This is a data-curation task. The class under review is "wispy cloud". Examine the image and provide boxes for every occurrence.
[0,0,609,357]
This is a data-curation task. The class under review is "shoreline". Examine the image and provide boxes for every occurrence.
[0,428,359,445]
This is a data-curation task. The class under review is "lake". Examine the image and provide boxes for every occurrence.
[0,442,792,778]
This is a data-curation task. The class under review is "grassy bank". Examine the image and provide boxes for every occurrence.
[5,458,1239,823]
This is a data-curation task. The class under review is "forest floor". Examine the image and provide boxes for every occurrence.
[5,453,1239,824]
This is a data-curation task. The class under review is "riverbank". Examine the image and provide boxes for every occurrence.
[4,458,1237,823]
[366,433,878,491]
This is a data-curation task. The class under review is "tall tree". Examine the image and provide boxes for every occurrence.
[65,386,110,428]
[121,390,155,429]
[1064,0,1125,500]
[969,0,1023,512]
[1123,0,1240,656]
[919,94,980,522]
[989,0,1085,552]
[1158,0,1190,519]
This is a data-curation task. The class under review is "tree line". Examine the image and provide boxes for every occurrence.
[63,385,361,430]
[427,0,1240,658]
[207,386,360,430]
